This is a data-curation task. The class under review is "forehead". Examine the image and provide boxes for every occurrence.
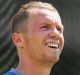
[28,8,62,26]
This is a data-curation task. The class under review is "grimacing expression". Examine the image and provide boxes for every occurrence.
[19,9,64,64]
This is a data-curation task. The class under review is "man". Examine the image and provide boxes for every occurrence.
[4,1,64,75]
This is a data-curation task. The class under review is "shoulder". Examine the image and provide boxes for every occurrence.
[3,71,17,75]
[3,68,20,75]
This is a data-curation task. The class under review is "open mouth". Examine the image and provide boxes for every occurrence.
[45,41,59,49]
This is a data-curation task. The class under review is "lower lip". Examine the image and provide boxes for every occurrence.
[45,45,59,50]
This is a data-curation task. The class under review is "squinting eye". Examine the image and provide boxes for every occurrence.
[56,26,63,33]
[40,25,49,30]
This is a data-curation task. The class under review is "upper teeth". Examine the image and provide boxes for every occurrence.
[46,43,58,48]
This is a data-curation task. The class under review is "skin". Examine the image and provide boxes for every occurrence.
[12,8,64,75]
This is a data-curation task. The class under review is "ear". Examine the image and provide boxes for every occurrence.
[12,33,24,48]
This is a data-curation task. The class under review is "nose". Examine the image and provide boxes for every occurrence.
[48,28,60,39]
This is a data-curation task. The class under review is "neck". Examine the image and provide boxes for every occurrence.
[16,55,53,75]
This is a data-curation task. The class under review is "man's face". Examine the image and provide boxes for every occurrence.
[22,9,64,64]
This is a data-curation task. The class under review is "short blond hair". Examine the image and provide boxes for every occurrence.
[21,1,57,11]
[12,1,58,33]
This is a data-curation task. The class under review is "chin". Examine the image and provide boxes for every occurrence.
[45,54,60,65]
[51,57,59,64]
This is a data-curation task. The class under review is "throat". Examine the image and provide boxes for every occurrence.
[16,58,52,75]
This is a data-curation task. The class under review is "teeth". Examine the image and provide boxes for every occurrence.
[46,43,58,48]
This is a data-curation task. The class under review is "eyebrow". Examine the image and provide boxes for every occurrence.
[43,21,64,28]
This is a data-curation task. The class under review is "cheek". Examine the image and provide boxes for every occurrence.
[27,29,46,49]
[28,34,43,49]
[59,35,64,49]
[31,31,45,42]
